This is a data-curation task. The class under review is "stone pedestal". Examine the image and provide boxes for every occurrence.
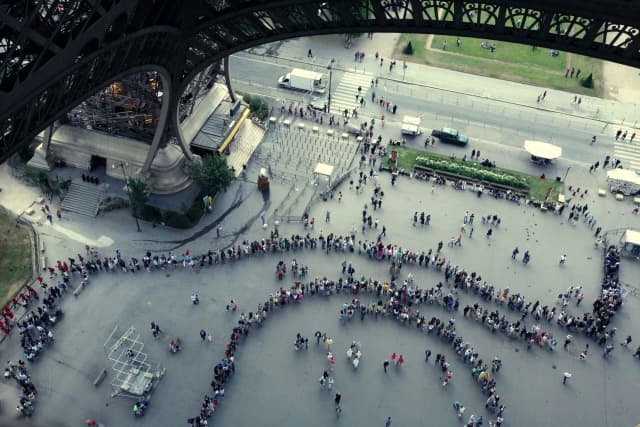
[26,143,52,171]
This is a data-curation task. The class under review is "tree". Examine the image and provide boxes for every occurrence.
[191,154,235,194]
[403,41,414,55]
[127,178,149,217]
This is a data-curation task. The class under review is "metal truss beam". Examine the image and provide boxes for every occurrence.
[0,0,639,162]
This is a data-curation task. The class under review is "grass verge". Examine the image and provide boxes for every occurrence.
[0,208,34,305]
[394,34,603,97]
[387,146,563,201]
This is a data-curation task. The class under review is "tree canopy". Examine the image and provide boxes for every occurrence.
[191,154,235,194]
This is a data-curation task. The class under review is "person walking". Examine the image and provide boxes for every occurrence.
[563,334,572,350]
[334,392,342,410]
[511,247,519,259]
[453,401,465,417]
[621,336,633,347]
[383,360,390,373]
[603,343,615,358]
[562,372,572,384]
[200,329,207,341]
[425,349,431,362]
[151,322,161,338]
[55,209,62,220]
[386,416,393,427]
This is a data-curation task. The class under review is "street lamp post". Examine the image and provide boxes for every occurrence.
[326,59,334,113]
[113,160,141,232]
[563,166,571,182]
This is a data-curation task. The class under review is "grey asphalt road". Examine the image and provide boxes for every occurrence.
[229,53,611,169]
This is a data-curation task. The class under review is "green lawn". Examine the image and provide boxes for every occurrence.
[395,34,603,96]
[0,208,34,305]
[387,146,563,201]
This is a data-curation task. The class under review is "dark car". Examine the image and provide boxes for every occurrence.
[431,127,469,146]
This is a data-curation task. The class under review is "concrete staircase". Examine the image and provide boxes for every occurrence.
[227,119,267,176]
[61,182,105,216]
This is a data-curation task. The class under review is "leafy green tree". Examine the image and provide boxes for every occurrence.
[127,178,149,217]
[191,154,235,194]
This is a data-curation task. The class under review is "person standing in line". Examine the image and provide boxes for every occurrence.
[386,416,393,427]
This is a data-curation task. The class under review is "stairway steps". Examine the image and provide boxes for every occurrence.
[61,182,105,217]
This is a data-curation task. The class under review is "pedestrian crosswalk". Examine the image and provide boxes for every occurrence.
[614,140,640,171]
[329,71,373,115]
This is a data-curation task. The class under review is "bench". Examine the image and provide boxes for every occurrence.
[93,368,107,386]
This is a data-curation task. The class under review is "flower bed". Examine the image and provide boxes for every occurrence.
[415,155,528,190]
[386,146,563,201]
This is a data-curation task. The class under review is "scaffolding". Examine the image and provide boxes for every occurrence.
[66,72,163,142]
[103,325,165,399]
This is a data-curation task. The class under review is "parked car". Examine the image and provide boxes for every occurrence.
[431,127,469,146]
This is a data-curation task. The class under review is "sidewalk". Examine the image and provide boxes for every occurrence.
[257,34,640,130]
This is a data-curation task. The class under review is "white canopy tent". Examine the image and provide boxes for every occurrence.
[524,140,562,160]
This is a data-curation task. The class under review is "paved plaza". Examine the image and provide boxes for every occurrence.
[1,145,640,427]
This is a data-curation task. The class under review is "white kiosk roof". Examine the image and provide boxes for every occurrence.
[607,168,640,185]
[622,229,640,246]
[524,140,562,159]
[314,162,334,177]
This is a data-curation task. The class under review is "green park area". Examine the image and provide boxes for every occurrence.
[387,146,563,202]
[393,34,603,96]
[0,208,34,304]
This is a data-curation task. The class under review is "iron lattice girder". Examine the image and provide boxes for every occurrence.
[1,0,640,162]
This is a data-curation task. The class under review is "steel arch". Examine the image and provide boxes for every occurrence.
[1,0,639,162]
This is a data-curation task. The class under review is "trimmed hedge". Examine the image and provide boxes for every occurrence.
[415,155,528,190]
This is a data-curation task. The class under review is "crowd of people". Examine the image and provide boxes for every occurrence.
[2,280,64,417]
[2,172,634,426]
